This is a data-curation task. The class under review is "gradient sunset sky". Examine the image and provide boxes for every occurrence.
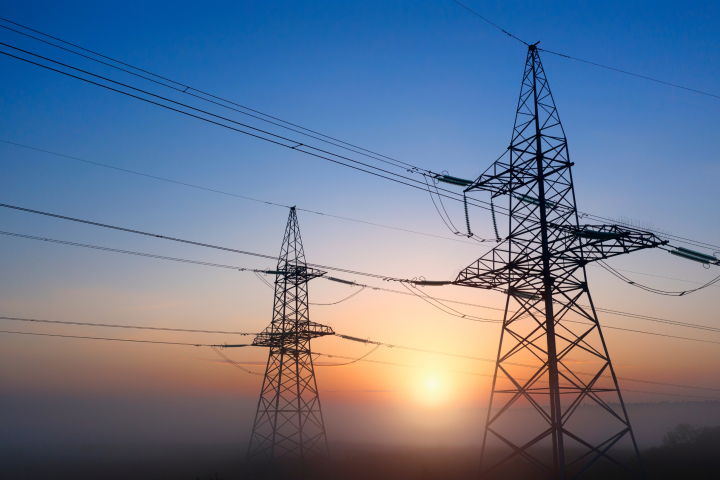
[1,0,719,447]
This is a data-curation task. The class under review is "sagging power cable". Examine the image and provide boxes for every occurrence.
[315,344,381,366]
[2,323,718,395]
[0,42,504,219]
[211,345,263,376]
[0,17,432,174]
[0,203,414,282]
[0,139,483,246]
[598,259,720,296]
[5,227,720,337]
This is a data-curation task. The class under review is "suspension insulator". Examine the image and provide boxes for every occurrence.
[575,230,621,240]
[670,248,718,265]
[437,175,473,186]
[326,276,356,285]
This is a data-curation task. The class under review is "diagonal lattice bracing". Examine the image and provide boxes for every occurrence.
[455,45,666,479]
[245,207,334,480]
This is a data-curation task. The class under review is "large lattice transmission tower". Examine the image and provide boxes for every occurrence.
[245,207,335,480]
[455,45,666,479]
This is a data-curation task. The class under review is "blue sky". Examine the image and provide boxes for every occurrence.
[1,0,719,446]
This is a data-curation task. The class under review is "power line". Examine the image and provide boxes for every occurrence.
[313,350,493,377]
[4,41,718,253]
[318,344,382,367]
[0,42,502,218]
[593,306,720,335]
[598,259,720,297]
[311,286,366,306]
[450,0,528,46]
[582,212,720,252]
[0,17,431,174]
[621,389,720,401]
[3,24,719,255]
[0,139,485,246]
[399,281,497,322]
[211,345,263,376]
[2,323,718,395]
[0,316,256,335]
[5,228,720,338]
[451,0,720,100]
[0,329,243,347]
[539,47,720,101]
[5,311,716,382]
[0,202,414,281]
[589,263,720,288]
[7,140,716,295]
[253,269,368,306]
[318,350,720,396]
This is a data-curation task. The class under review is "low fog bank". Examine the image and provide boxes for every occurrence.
[4,395,720,478]
[2,435,720,480]
[2,395,720,448]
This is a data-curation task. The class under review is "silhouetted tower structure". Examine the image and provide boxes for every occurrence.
[245,207,334,480]
[455,45,666,479]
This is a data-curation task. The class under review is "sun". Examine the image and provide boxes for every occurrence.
[415,374,448,406]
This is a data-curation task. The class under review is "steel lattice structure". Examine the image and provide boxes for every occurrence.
[245,207,334,480]
[455,45,666,479]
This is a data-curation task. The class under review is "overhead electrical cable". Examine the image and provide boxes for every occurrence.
[580,211,720,252]
[252,269,367,305]
[0,22,418,174]
[399,282,497,322]
[450,0,720,100]
[0,316,255,335]
[4,313,715,373]
[316,351,720,396]
[2,323,718,395]
[621,389,720,401]
[561,319,720,346]
[593,306,720,335]
[211,345,263,376]
[316,344,382,366]
[0,43,503,218]
[4,228,720,337]
[1,23,717,252]
[2,43,717,252]
[538,47,720,101]
[450,0,529,45]
[0,140,482,246]
[0,202,412,281]
[0,230,269,272]
[0,229,500,316]
[0,329,240,347]
[597,259,720,296]
[0,17,430,173]
[588,263,720,289]
[310,287,366,306]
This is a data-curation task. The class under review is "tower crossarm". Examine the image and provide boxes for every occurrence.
[265,265,327,284]
[252,321,335,347]
[465,155,574,199]
[454,224,665,291]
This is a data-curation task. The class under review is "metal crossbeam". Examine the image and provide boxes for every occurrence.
[245,207,333,480]
[458,45,653,479]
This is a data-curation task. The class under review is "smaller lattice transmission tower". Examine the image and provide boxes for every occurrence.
[245,207,335,480]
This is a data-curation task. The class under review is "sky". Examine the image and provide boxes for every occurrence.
[0,0,719,448]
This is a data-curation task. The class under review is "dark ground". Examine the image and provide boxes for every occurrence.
[2,427,720,480]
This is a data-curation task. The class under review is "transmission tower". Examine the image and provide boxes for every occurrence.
[245,207,335,480]
[455,44,666,479]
